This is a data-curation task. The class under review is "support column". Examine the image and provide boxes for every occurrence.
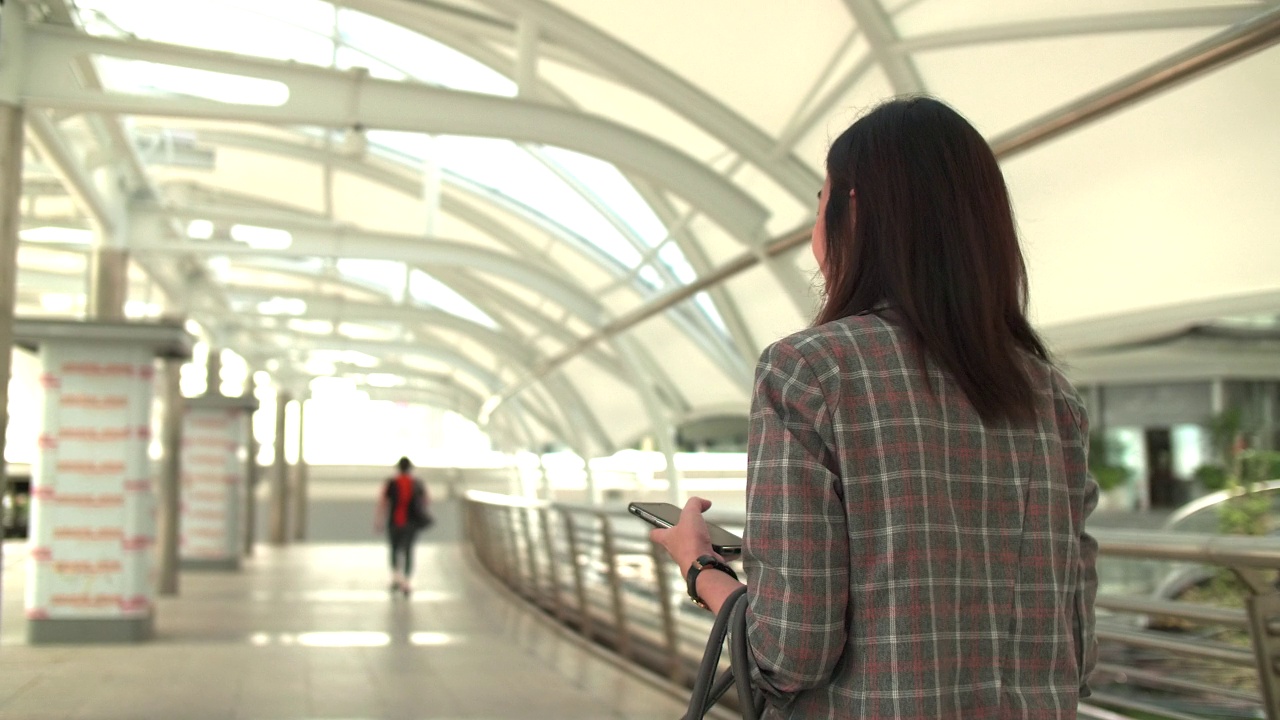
[291,397,308,541]
[268,389,291,545]
[1089,385,1106,432]
[243,426,260,557]
[16,319,191,644]
[1211,379,1227,415]
[612,335,683,505]
[515,17,540,99]
[536,451,550,500]
[205,348,222,397]
[88,247,129,322]
[1263,383,1277,452]
[155,359,183,596]
[0,101,26,642]
[181,393,257,570]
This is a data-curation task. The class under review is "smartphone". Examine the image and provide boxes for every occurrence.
[627,501,743,557]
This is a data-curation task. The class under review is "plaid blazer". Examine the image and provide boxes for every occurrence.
[743,311,1098,719]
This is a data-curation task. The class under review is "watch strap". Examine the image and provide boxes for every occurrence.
[685,554,738,609]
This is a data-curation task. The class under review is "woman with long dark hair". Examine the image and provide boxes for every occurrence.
[653,96,1098,718]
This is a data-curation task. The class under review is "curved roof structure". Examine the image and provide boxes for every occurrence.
[7,0,1280,457]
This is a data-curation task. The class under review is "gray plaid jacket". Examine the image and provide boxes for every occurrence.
[743,312,1098,719]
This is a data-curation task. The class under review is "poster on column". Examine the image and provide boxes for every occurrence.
[180,407,245,564]
[27,344,156,620]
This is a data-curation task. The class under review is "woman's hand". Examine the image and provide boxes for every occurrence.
[649,496,719,573]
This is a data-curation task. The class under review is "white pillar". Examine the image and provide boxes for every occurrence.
[243,422,260,557]
[206,349,222,397]
[291,398,308,541]
[181,394,257,570]
[17,320,191,643]
[1211,379,1227,415]
[88,248,129,322]
[515,17,539,99]
[0,101,25,642]
[155,358,183,596]
[269,390,291,544]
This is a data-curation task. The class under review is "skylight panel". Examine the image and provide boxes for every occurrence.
[337,10,517,96]
[540,147,669,247]
[257,297,308,316]
[331,259,407,301]
[409,270,498,330]
[20,227,94,245]
[658,243,697,285]
[335,47,408,82]
[695,292,730,334]
[77,0,335,64]
[431,137,642,267]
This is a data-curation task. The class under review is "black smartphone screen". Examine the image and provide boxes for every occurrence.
[627,501,742,556]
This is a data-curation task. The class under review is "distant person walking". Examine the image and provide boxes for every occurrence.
[375,456,431,596]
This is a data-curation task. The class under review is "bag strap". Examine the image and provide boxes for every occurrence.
[682,586,764,720]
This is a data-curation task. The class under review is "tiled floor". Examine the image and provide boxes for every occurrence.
[0,538,699,719]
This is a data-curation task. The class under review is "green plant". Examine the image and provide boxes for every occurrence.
[1220,491,1271,536]
[1204,409,1275,537]
[1207,407,1244,472]
[1193,463,1230,492]
[1088,432,1132,491]
[1239,449,1280,483]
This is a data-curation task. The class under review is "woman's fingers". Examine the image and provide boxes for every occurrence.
[684,496,712,518]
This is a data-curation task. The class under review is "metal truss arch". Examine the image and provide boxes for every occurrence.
[21,21,769,245]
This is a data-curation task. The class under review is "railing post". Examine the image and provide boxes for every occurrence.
[519,507,541,603]
[650,540,683,683]
[599,514,632,660]
[472,503,489,571]
[1243,583,1280,719]
[562,510,591,641]
[540,508,563,622]
[506,506,529,596]
[491,505,510,583]
[474,503,494,573]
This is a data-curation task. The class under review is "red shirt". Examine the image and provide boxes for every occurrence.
[384,474,422,528]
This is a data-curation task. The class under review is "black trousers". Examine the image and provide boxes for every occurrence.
[388,525,419,577]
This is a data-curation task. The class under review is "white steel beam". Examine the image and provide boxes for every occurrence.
[246,329,585,446]
[20,23,769,244]
[522,145,749,381]
[841,0,925,94]
[174,130,595,273]
[897,7,1266,53]
[431,270,636,387]
[465,0,822,205]
[165,137,745,380]
[233,328,506,392]
[363,385,483,418]
[227,288,537,365]
[990,6,1280,159]
[24,112,114,234]
[219,261,632,383]
[129,205,607,324]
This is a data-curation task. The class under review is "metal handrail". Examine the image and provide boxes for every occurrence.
[1092,528,1280,568]
[1163,480,1280,532]
[464,492,1280,719]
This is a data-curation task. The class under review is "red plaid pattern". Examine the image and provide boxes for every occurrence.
[743,312,1098,719]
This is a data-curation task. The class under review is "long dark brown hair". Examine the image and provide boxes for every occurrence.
[815,96,1049,423]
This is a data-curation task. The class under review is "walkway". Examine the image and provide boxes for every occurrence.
[0,530,696,719]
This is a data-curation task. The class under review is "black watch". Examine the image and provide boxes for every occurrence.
[685,554,738,609]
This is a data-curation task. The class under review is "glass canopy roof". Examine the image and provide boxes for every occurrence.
[10,0,1280,459]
